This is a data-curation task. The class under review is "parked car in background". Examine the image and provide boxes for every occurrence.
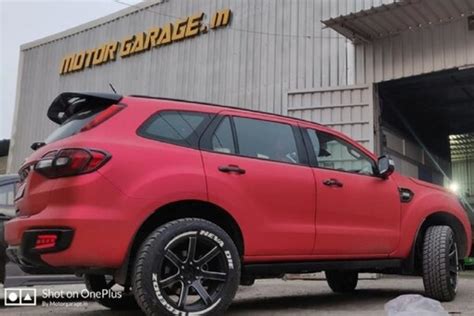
[0,174,19,283]
[4,92,472,315]
[0,173,81,286]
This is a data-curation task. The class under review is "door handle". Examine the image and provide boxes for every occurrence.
[218,165,246,175]
[323,178,343,187]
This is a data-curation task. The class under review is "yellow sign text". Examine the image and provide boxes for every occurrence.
[60,9,231,75]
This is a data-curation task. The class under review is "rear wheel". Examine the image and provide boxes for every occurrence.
[84,274,139,310]
[325,270,358,293]
[132,218,240,316]
[422,225,458,301]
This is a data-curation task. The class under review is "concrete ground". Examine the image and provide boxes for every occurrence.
[1,273,473,315]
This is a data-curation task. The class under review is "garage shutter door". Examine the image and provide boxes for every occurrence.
[286,84,375,151]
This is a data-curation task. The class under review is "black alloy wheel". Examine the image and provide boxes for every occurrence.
[133,218,240,315]
[158,231,230,311]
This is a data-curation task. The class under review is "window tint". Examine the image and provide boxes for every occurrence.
[139,111,214,148]
[307,129,375,175]
[233,117,299,164]
[211,117,235,154]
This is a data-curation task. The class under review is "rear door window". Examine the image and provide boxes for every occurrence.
[138,111,214,148]
[211,117,236,154]
[233,117,300,164]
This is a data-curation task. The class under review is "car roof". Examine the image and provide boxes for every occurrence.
[128,95,328,129]
[0,174,20,186]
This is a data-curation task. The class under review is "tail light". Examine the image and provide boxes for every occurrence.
[34,148,110,178]
[80,104,124,132]
[35,234,58,250]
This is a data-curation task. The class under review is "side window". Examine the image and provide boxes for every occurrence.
[211,117,235,154]
[307,129,375,175]
[233,117,299,164]
[138,111,214,148]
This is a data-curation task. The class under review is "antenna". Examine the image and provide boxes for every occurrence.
[109,83,118,94]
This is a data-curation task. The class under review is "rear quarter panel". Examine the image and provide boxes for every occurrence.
[88,97,220,219]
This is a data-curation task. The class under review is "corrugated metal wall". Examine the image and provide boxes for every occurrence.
[356,15,474,84]
[287,85,374,150]
[8,0,395,171]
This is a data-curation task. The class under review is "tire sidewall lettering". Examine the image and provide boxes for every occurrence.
[150,228,237,315]
[199,230,234,270]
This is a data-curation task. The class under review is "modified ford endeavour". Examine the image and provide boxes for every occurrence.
[5,92,473,315]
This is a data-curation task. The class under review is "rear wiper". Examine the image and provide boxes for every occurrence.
[30,141,46,150]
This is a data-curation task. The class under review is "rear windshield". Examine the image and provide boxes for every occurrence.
[45,108,104,144]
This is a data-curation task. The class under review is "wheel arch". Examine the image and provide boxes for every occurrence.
[408,211,468,275]
[115,199,244,285]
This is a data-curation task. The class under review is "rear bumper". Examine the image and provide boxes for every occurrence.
[4,209,138,270]
[6,228,76,275]
[4,172,146,272]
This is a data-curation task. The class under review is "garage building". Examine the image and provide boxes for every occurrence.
[7,0,474,204]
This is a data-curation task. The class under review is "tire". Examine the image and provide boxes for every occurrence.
[325,270,358,293]
[84,274,139,310]
[422,225,458,302]
[132,218,241,316]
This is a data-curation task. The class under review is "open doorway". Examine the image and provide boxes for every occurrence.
[377,68,474,204]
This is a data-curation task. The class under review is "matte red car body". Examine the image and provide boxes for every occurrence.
[4,96,472,271]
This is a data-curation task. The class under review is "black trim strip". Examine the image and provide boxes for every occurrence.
[243,259,403,275]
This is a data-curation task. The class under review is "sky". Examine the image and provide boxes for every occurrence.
[0,0,142,140]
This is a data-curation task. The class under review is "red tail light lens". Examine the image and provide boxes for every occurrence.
[35,234,58,250]
[34,148,110,178]
[80,104,124,132]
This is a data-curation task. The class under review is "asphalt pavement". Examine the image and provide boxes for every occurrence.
[1,273,473,315]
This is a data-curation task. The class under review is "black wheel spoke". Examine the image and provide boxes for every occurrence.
[196,246,220,266]
[201,270,227,282]
[186,236,197,263]
[192,280,213,305]
[159,273,180,288]
[177,283,189,309]
[165,249,184,268]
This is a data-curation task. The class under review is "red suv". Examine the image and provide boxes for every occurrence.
[5,92,473,315]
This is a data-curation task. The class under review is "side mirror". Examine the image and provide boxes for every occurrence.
[377,155,395,179]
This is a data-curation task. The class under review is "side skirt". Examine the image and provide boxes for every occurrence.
[242,259,404,278]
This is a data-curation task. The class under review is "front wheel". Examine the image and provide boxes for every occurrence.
[132,218,241,316]
[422,225,458,301]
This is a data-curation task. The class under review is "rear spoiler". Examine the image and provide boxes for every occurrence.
[47,92,122,124]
